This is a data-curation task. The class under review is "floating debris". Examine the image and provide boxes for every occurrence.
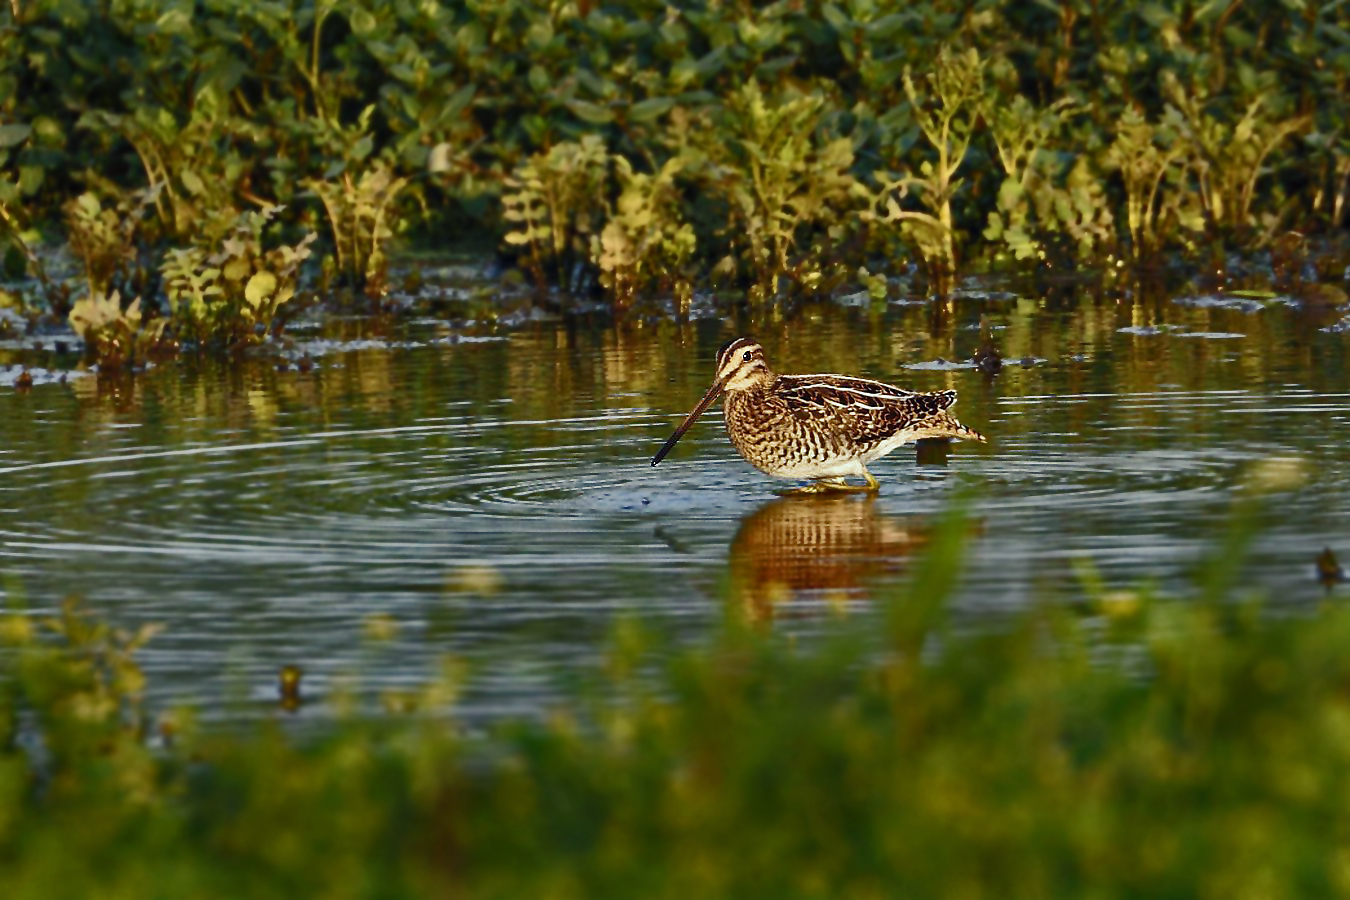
[278,665,304,713]
[1172,294,1292,314]
[1,366,91,388]
[1317,547,1345,587]
[904,358,978,371]
[834,290,873,307]
[948,289,1017,302]
[973,315,1002,375]
[1117,324,1186,336]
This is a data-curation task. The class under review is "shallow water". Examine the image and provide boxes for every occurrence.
[2,282,1349,725]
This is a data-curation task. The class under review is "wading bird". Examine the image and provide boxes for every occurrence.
[652,337,986,492]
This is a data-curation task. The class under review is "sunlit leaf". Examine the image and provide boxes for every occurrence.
[567,100,616,125]
[628,97,675,123]
[350,8,377,36]
[0,124,30,148]
[244,271,277,307]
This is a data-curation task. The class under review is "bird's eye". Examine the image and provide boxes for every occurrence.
[743,350,753,361]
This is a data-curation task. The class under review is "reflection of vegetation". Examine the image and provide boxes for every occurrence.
[8,501,1350,893]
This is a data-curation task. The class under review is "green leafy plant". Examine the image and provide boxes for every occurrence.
[590,155,696,311]
[307,160,409,298]
[698,81,855,300]
[502,135,611,291]
[1104,107,1204,259]
[862,47,985,287]
[63,188,159,300]
[0,120,35,277]
[80,98,255,246]
[1160,73,1311,244]
[161,205,315,347]
[982,94,1115,263]
[67,290,168,368]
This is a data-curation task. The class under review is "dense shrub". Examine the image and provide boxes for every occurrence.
[0,0,1345,315]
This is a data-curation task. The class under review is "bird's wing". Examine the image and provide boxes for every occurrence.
[775,375,956,444]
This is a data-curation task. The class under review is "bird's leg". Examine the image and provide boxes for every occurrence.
[826,470,880,493]
[782,480,842,495]
[795,470,881,495]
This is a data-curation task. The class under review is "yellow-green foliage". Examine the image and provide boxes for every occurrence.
[1105,107,1205,258]
[1,0,1345,303]
[161,206,315,347]
[306,161,409,298]
[590,155,696,310]
[1160,72,1311,241]
[862,46,985,286]
[502,135,611,289]
[700,82,855,300]
[63,190,157,299]
[81,95,254,246]
[983,96,1115,262]
[67,291,167,368]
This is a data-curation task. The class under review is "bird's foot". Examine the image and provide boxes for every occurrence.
[781,473,880,495]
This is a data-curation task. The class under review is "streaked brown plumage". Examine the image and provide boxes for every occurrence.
[652,337,986,492]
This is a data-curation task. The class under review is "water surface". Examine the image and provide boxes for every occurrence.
[2,284,1348,724]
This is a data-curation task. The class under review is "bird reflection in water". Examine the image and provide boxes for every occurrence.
[727,493,926,624]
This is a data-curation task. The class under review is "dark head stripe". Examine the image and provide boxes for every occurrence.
[716,336,759,370]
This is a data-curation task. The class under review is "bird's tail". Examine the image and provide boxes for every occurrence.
[910,412,987,443]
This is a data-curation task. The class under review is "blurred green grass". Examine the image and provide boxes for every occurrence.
[3,500,1349,899]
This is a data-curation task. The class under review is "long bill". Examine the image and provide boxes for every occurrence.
[651,376,727,466]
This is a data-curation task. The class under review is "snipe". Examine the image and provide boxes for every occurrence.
[652,337,987,492]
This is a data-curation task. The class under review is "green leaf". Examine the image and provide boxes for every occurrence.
[567,100,616,125]
[0,124,30,148]
[244,271,277,307]
[628,97,675,123]
[155,8,193,36]
[350,8,377,36]
[181,169,205,197]
[865,14,909,39]
[19,166,44,196]
[222,257,251,283]
[437,83,477,122]
[821,3,851,31]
